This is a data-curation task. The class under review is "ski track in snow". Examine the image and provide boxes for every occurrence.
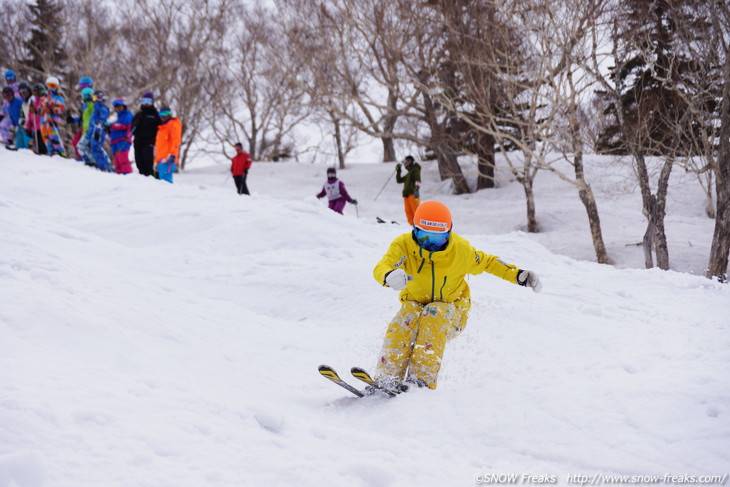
[0,148,728,487]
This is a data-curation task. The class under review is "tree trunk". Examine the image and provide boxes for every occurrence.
[381,137,396,163]
[654,159,674,270]
[571,122,609,263]
[421,90,470,194]
[578,181,610,264]
[706,172,716,219]
[707,38,730,281]
[523,177,538,233]
[333,116,345,169]
[476,132,495,190]
[708,187,730,281]
[433,144,470,194]
[381,87,398,163]
[642,195,657,269]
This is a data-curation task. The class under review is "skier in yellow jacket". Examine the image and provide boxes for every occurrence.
[372,200,542,391]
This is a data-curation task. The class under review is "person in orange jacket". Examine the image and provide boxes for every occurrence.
[231,142,253,195]
[154,105,182,183]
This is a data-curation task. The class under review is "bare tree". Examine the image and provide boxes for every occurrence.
[204,4,309,162]
[275,0,408,164]
[586,0,706,270]
[0,0,29,74]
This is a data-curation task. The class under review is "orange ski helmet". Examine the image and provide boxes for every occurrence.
[413,201,452,233]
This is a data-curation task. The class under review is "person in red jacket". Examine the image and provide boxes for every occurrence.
[231,142,252,195]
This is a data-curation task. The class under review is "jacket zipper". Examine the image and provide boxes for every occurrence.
[430,260,435,299]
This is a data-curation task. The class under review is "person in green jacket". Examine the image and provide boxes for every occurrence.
[396,155,421,225]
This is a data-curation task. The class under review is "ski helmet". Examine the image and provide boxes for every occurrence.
[32,83,46,94]
[327,167,336,178]
[76,76,93,90]
[93,90,106,102]
[412,201,452,251]
[112,98,127,108]
[403,155,415,165]
[45,75,60,90]
[2,86,13,96]
[159,105,172,117]
[81,87,94,101]
[5,69,16,81]
[18,82,30,94]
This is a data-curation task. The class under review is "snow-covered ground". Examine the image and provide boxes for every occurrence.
[1,148,728,487]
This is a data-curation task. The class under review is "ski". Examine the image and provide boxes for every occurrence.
[318,365,364,398]
[351,366,403,396]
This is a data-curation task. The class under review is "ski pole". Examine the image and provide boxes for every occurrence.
[355,202,359,218]
[374,167,397,201]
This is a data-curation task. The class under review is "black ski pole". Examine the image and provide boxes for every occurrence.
[374,167,397,201]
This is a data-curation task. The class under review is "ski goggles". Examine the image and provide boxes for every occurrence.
[141,97,153,105]
[413,227,450,251]
[159,109,171,117]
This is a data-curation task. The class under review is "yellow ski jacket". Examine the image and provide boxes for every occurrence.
[373,232,522,311]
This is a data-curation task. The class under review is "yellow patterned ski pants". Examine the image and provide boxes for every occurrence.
[375,300,467,389]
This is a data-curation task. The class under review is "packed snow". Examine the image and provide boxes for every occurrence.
[0,147,728,487]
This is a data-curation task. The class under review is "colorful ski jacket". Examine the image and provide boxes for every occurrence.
[373,232,521,312]
[396,162,421,197]
[231,151,252,176]
[155,117,182,163]
[47,91,65,125]
[317,178,355,202]
[25,95,49,132]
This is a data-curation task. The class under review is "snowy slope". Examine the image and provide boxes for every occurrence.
[0,149,728,487]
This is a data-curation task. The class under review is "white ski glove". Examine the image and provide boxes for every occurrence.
[385,269,413,291]
[517,269,542,293]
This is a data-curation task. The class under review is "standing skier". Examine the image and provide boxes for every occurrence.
[87,90,111,171]
[70,76,94,160]
[15,83,32,149]
[131,92,161,177]
[1,87,22,148]
[154,105,182,184]
[316,167,358,214]
[109,98,133,174]
[75,87,96,165]
[25,83,49,155]
[372,200,541,391]
[395,155,421,225]
[42,76,66,157]
[230,142,252,195]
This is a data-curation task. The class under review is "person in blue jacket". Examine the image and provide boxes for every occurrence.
[1,86,23,148]
[109,98,133,174]
[87,90,111,171]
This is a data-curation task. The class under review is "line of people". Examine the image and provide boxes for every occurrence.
[1,70,182,183]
